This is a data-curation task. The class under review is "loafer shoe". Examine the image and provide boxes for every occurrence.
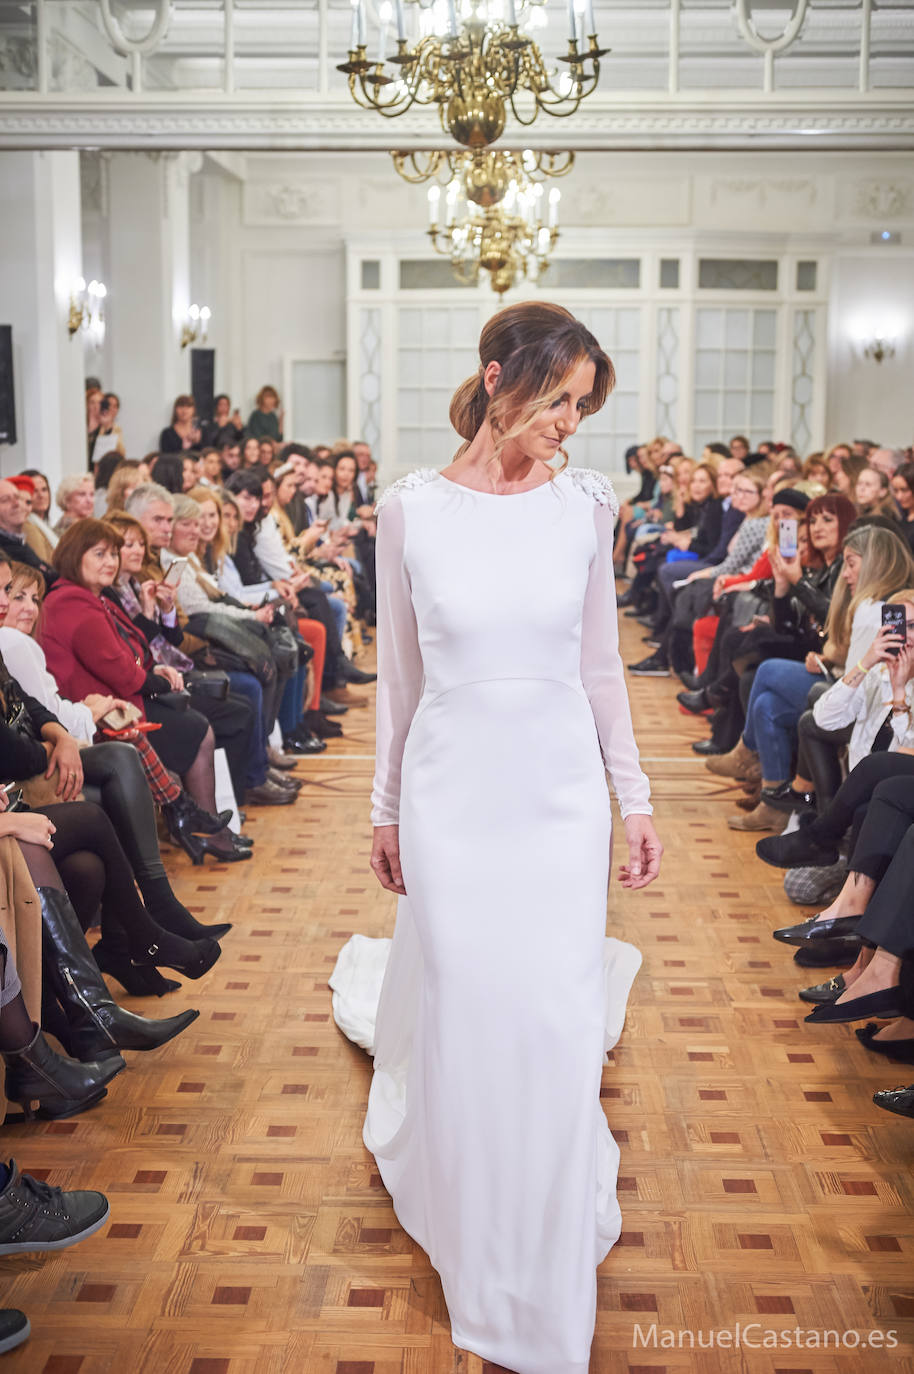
[856,1023,914,1063]
[760,782,817,814]
[804,986,905,1024]
[773,914,863,945]
[798,974,846,1004]
[793,939,860,968]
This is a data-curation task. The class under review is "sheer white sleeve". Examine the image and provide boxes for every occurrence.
[580,501,653,818]
[370,494,424,826]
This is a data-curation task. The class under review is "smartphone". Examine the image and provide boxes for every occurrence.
[163,557,188,587]
[778,519,798,559]
[882,603,907,655]
[812,654,835,681]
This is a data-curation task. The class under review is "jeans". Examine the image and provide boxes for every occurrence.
[318,582,348,642]
[225,670,268,787]
[278,665,307,738]
[742,657,819,781]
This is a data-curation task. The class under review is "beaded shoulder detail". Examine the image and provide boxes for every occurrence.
[373,467,441,515]
[565,466,619,517]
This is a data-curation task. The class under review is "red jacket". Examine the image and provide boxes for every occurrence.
[39,579,151,713]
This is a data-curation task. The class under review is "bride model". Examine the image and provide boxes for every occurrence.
[331,301,661,1374]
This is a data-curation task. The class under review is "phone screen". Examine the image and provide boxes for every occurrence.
[882,604,907,655]
[778,519,798,559]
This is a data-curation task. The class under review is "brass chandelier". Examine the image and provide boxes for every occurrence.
[338,0,609,147]
[419,149,568,293]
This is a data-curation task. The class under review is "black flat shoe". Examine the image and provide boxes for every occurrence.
[318,695,349,715]
[341,664,377,685]
[855,1023,914,1063]
[793,939,860,968]
[677,688,709,715]
[804,986,905,1024]
[773,914,863,945]
[799,974,846,1004]
[755,817,840,870]
[873,1083,914,1118]
[760,782,817,814]
[132,933,221,980]
[679,672,701,691]
[692,739,725,755]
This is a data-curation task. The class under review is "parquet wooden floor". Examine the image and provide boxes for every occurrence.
[2,614,914,1373]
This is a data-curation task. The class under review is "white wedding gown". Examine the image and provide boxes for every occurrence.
[331,466,652,1374]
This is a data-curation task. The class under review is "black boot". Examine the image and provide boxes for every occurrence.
[91,936,181,999]
[38,888,201,1062]
[3,1024,125,1121]
[162,791,233,842]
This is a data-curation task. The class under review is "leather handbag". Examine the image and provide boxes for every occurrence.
[185,669,230,701]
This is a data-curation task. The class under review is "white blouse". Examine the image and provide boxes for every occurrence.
[0,627,95,742]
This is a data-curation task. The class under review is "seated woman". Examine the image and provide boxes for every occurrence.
[241,436,262,470]
[19,470,57,563]
[159,495,306,794]
[891,462,914,553]
[0,557,231,971]
[310,451,375,620]
[613,444,658,575]
[104,459,149,517]
[53,475,94,537]
[38,520,251,864]
[709,519,911,829]
[770,776,914,1061]
[201,492,338,743]
[855,465,899,523]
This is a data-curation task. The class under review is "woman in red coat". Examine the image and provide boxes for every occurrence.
[40,520,233,844]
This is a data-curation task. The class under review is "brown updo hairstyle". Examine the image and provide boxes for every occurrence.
[448,302,614,479]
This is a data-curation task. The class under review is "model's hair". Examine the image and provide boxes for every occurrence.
[824,524,914,660]
[448,301,614,478]
[800,493,857,568]
[52,518,124,586]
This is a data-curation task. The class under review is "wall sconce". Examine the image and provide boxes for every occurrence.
[180,303,211,350]
[68,278,107,340]
[863,337,896,365]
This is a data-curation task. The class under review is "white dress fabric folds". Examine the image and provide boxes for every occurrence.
[347,467,652,1374]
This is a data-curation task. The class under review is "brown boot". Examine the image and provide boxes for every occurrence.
[705,737,760,782]
[727,801,786,832]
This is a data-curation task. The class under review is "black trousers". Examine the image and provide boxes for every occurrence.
[812,753,914,850]
[298,586,345,689]
[857,823,914,961]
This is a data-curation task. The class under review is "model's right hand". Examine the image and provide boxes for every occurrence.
[371,824,406,896]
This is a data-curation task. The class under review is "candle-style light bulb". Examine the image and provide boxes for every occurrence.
[349,0,359,49]
[585,0,595,34]
[394,0,406,41]
[378,0,391,61]
[428,184,441,226]
[548,187,560,227]
[566,0,576,41]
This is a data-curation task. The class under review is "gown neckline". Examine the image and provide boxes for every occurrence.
[436,470,563,499]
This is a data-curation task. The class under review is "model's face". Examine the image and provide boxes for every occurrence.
[80,540,119,593]
[690,469,713,502]
[511,357,597,466]
[69,481,95,519]
[841,546,862,592]
[119,528,146,575]
[335,457,357,489]
[892,476,914,511]
[808,508,840,554]
[197,500,220,544]
[171,516,200,556]
[142,501,174,550]
[5,578,41,634]
[243,439,260,467]
[855,469,884,506]
[234,489,261,524]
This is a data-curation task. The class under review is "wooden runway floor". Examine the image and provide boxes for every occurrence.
[2,613,913,1373]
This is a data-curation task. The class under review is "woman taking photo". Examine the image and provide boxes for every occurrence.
[335,302,661,1373]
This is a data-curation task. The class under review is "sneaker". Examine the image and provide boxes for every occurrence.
[627,652,671,677]
[0,1161,109,1255]
[0,1310,29,1354]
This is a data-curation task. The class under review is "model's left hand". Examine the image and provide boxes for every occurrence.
[619,814,662,890]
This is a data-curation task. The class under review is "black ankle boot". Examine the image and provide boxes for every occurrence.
[37,888,201,1062]
[140,886,231,943]
[3,1024,125,1120]
[162,791,233,841]
[91,937,181,998]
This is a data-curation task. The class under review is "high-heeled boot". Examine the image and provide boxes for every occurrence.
[37,888,200,1062]
[162,792,233,855]
[3,1024,125,1120]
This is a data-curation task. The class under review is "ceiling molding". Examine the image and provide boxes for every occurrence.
[1,95,913,151]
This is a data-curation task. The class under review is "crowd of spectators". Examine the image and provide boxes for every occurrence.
[616,432,914,1127]
[0,384,381,1336]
